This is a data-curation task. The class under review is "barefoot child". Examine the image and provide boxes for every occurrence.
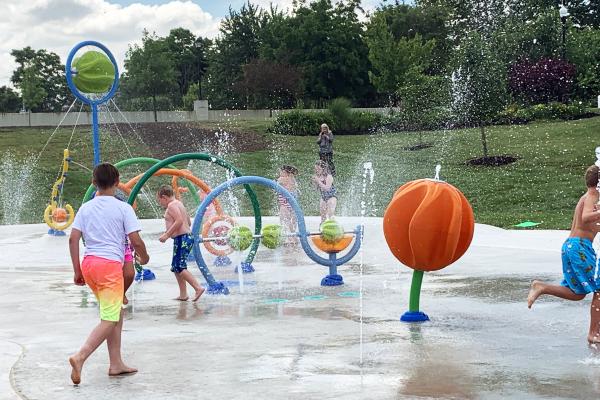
[68,163,149,385]
[157,185,205,301]
[277,165,300,238]
[313,160,337,223]
[528,165,600,342]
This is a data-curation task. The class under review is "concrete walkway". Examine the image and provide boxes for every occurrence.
[1,217,599,399]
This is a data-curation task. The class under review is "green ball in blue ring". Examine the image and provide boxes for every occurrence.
[72,51,115,94]
[261,224,283,249]
[227,225,253,251]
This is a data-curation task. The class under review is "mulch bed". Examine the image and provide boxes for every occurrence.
[403,143,434,151]
[104,122,271,159]
[466,155,518,166]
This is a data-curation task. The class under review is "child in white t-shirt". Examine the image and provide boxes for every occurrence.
[68,163,149,385]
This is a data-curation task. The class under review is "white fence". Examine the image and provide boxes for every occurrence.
[0,100,397,128]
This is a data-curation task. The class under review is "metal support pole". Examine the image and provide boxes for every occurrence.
[91,103,100,166]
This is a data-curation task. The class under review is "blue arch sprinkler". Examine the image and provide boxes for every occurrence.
[65,41,120,167]
[191,176,364,294]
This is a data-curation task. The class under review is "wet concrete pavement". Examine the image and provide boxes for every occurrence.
[1,217,600,399]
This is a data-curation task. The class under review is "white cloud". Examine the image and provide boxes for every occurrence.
[0,0,220,86]
[0,0,384,87]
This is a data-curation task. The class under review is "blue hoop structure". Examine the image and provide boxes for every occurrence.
[191,176,363,295]
[65,41,120,166]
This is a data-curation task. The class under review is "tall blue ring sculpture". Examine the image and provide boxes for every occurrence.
[65,41,120,166]
[191,176,363,294]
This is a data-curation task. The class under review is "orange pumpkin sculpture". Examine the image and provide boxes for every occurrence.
[384,179,474,271]
[383,178,475,322]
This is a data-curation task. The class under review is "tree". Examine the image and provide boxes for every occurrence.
[0,86,21,113]
[121,32,179,121]
[398,69,450,145]
[235,59,303,109]
[370,3,451,73]
[164,28,210,104]
[182,83,200,111]
[493,9,562,66]
[366,12,435,102]
[204,2,264,109]
[10,47,69,112]
[451,32,508,159]
[567,27,600,101]
[21,66,47,112]
[260,0,374,105]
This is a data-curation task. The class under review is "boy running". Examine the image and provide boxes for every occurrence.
[528,165,600,342]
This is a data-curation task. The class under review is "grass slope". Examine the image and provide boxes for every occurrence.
[1,117,598,229]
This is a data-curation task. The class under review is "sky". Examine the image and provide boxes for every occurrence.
[0,0,383,87]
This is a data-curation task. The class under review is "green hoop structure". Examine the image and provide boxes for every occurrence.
[126,153,262,267]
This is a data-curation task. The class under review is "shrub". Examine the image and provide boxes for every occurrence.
[380,106,452,132]
[494,102,589,125]
[509,58,576,104]
[270,108,382,135]
[270,110,333,136]
[328,97,352,130]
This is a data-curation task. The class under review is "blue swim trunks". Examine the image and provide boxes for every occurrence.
[560,237,599,295]
[171,233,194,273]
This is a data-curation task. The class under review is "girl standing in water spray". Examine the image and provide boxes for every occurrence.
[313,160,337,223]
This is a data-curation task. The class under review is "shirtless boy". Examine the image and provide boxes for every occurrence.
[157,185,205,301]
[528,165,600,342]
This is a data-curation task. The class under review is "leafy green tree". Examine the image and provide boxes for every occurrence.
[164,28,210,104]
[21,66,47,112]
[182,82,200,111]
[0,86,21,113]
[366,12,435,102]
[204,2,263,109]
[121,31,179,120]
[235,59,303,109]
[259,0,374,105]
[494,9,562,65]
[398,68,450,144]
[10,47,69,112]
[567,27,600,101]
[370,4,450,73]
[451,32,508,159]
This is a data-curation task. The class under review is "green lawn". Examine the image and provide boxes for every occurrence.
[1,117,598,229]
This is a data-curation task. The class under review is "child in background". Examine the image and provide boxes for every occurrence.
[197,189,218,220]
[528,165,600,342]
[277,165,300,241]
[115,190,135,305]
[157,185,205,302]
[68,163,149,385]
[313,160,337,223]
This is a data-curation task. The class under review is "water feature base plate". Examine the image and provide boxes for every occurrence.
[214,256,232,267]
[400,311,430,323]
[321,274,344,286]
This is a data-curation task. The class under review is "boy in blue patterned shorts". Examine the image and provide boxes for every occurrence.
[528,165,600,342]
[157,185,204,302]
